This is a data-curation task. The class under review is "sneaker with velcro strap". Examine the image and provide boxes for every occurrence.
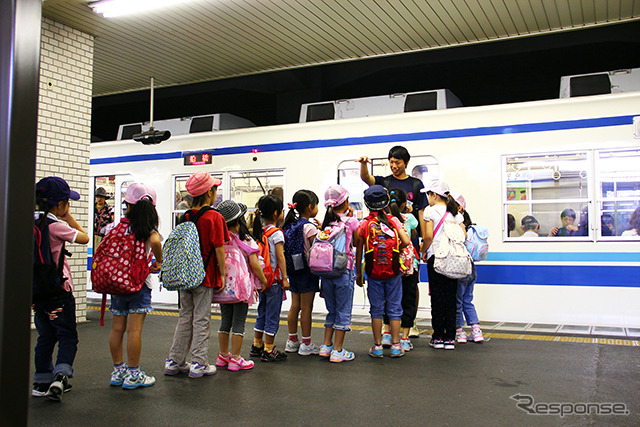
[45,374,72,401]
[329,348,355,363]
[188,363,217,378]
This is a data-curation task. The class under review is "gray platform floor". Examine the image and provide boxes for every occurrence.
[28,309,639,426]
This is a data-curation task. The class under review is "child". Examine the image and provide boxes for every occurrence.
[284,190,321,356]
[215,201,267,371]
[107,183,163,389]
[319,185,359,362]
[165,171,228,378]
[382,188,420,352]
[32,177,89,401]
[451,193,484,344]
[421,181,465,350]
[520,215,540,237]
[250,195,290,362]
[356,185,410,358]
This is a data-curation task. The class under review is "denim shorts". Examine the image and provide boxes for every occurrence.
[289,270,320,294]
[110,285,152,316]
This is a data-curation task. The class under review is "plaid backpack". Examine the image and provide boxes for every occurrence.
[161,207,213,291]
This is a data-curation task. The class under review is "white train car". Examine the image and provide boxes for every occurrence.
[89,92,640,328]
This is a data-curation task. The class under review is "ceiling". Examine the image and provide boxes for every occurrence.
[43,0,640,97]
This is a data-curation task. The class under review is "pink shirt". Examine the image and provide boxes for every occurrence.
[37,212,78,292]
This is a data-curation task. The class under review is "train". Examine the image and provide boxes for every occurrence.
[89,90,640,328]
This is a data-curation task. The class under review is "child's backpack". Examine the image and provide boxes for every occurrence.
[362,213,401,280]
[283,218,310,276]
[212,234,255,305]
[256,226,282,291]
[161,207,214,292]
[399,213,417,277]
[33,214,69,303]
[91,217,151,325]
[308,222,348,279]
[465,225,489,262]
[433,213,472,279]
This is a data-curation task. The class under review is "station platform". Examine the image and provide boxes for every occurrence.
[28,305,639,426]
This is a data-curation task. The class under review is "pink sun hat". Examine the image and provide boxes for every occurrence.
[124,183,157,205]
[186,171,222,197]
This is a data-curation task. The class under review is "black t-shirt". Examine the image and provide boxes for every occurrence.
[375,175,427,247]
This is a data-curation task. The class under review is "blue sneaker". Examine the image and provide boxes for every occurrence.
[390,343,405,358]
[368,344,383,358]
[110,364,128,386]
[400,338,413,352]
[319,344,334,358]
[381,332,392,348]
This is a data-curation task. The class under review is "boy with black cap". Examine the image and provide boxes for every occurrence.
[32,177,89,401]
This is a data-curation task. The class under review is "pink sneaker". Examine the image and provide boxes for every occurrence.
[228,356,255,371]
[216,353,230,367]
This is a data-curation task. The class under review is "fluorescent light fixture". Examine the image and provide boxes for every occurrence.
[89,0,194,18]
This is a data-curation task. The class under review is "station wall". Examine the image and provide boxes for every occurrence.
[36,18,93,322]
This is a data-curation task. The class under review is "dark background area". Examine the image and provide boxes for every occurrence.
[91,20,640,141]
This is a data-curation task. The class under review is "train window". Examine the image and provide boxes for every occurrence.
[171,173,223,228]
[228,170,285,212]
[596,149,640,239]
[504,152,591,240]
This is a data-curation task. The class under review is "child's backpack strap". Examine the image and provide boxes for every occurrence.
[262,226,283,285]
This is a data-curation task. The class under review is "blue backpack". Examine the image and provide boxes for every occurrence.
[465,225,489,262]
[161,207,214,291]
[283,218,310,276]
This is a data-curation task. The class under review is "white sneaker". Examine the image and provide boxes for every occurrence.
[469,328,485,343]
[298,342,320,356]
[122,371,155,389]
[285,339,301,353]
[456,328,468,343]
[164,359,189,376]
[189,363,217,378]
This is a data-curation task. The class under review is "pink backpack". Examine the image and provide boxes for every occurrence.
[309,222,348,279]
[212,234,256,305]
[91,218,151,325]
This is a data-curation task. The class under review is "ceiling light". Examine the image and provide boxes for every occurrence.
[89,0,194,18]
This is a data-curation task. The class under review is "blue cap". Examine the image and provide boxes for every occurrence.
[364,185,389,211]
[36,177,80,205]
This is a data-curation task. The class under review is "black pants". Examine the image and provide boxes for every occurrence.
[427,256,457,341]
[383,271,419,328]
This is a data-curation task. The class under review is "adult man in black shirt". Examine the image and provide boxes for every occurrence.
[357,145,427,252]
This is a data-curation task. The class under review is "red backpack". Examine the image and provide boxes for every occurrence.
[91,218,151,324]
[362,212,401,280]
[256,226,282,291]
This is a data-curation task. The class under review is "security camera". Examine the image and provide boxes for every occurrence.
[133,128,171,145]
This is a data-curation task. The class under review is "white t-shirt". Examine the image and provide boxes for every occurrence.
[423,204,463,259]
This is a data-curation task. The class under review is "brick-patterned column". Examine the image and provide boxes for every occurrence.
[36,18,93,322]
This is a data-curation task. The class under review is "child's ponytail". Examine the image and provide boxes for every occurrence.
[126,198,158,242]
[388,188,406,223]
[321,204,342,229]
[283,190,319,228]
[251,209,264,242]
[445,194,460,217]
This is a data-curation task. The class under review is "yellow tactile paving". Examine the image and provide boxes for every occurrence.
[87,306,639,347]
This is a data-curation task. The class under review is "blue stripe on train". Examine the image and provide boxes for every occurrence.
[91,115,637,165]
[418,263,640,287]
